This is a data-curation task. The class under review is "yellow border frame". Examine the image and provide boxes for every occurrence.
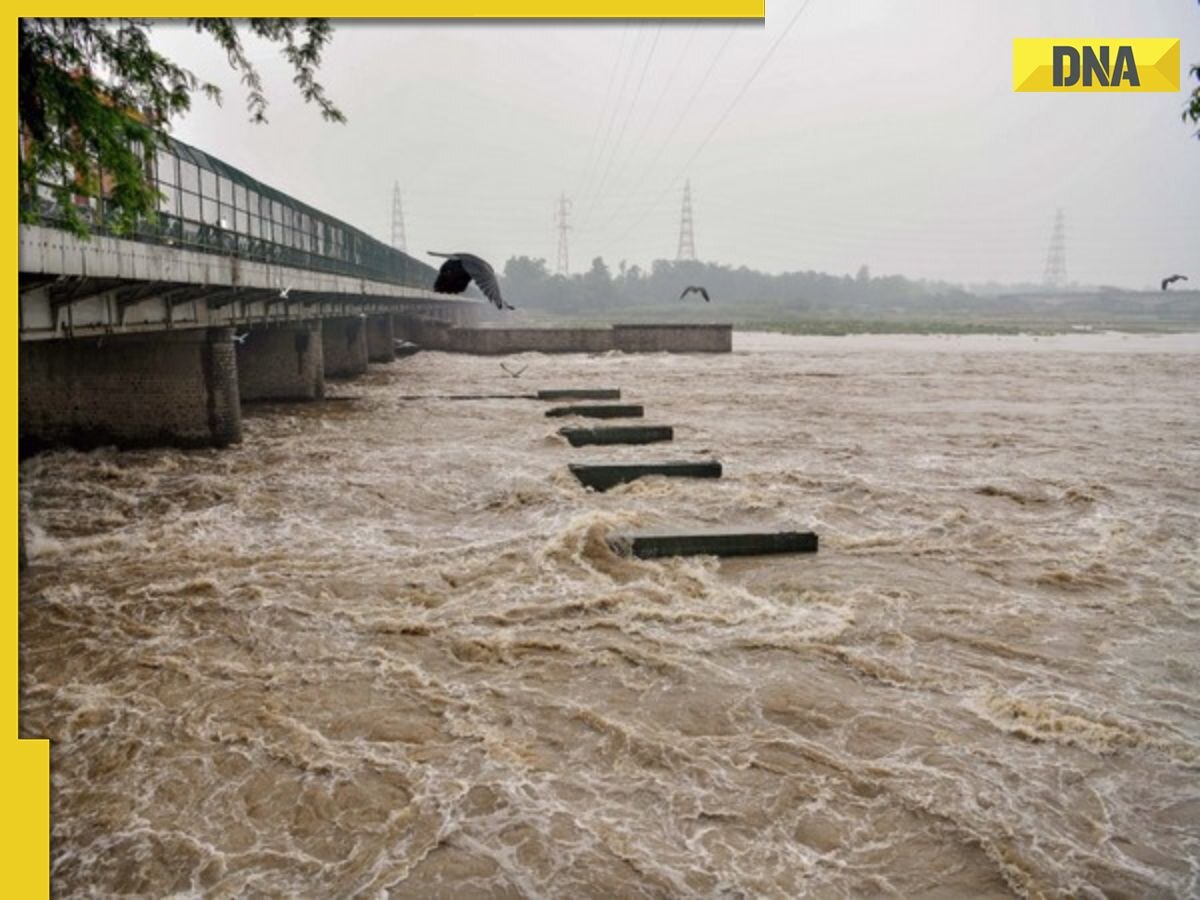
[10,16,50,896]
[16,4,763,17]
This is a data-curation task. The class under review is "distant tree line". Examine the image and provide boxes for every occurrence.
[500,255,976,317]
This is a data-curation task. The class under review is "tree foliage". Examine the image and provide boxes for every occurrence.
[19,18,343,236]
[1187,2,1200,139]
[1186,63,1200,139]
[499,255,976,320]
[498,255,1193,328]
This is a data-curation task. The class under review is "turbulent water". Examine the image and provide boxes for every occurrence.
[19,331,1200,898]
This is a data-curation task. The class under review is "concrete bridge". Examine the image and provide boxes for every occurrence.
[19,136,483,453]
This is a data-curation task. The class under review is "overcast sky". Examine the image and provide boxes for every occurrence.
[150,3,1199,289]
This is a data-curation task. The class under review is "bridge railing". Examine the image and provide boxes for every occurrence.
[21,135,438,290]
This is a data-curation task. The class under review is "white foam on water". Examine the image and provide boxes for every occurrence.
[19,334,1200,897]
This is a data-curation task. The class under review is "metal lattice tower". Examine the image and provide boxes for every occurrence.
[391,182,407,252]
[554,192,572,276]
[676,179,696,261]
[1042,208,1067,290]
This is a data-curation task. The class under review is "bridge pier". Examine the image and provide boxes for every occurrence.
[19,327,242,453]
[321,316,369,378]
[237,322,324,402]
[365,314,396,363]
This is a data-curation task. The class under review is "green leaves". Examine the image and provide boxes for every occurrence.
[1186,63,1200,139]
[19,18,344,238]
[1188,3,1200,140]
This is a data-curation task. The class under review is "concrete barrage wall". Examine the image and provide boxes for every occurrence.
[237,322,324,402]
[611,324,732,353]
[399,321,731,355]
[19,327,241,453]
[450,328,615,355]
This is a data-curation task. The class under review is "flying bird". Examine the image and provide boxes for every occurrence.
[1161,274,1189,291]
[499,362,528,379]
[429,252,513,310]
[233,331,250,345]
[279,285,291,299]
[679,285,711,302]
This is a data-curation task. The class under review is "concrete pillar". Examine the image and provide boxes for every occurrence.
[392,314,418,342]
[237,322,324,402]
[19,327,242,453]
[365,314,395,363]
[320,316,369,378]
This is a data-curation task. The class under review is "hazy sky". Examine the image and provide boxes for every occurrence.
[150,3,1199,289]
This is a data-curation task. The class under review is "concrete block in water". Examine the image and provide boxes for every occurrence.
[546,404,643,419]
[559,425,674,447]
[537,388,621,400]
[609,528,818,559]
[569,460,721,491]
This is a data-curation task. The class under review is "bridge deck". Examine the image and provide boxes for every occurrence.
[19,225,480,340]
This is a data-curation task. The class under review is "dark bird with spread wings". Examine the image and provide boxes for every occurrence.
[679,285,711,302]
[430,252,513,310]
[1161,274,1189,291]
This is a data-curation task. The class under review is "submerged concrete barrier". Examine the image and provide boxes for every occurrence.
[537,388,621,400]
[559,425,674,446]
[609,528,818,559]
[545,404,644,419]
[569,460,721,491]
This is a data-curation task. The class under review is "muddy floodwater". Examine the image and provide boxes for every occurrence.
[19,331,1200,897]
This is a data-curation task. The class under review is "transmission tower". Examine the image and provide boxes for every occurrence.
[676,179,696,261]
[1042,208,1067,290]
[554,192,572,275]
[391,182,407,252]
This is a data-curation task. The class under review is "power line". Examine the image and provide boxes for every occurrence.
[575,25,663,230]
[598,0,816,258]
[614,23,700,185]
[574,25,632,200]
[585,27,737,243]
[576,25,647,210]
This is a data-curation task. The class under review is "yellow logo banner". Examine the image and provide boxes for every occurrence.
[1013,38,1180,92]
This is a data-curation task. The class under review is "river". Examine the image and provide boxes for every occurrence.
[19,331,1200,897]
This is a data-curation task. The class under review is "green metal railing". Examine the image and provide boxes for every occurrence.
[23,135,438,290]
